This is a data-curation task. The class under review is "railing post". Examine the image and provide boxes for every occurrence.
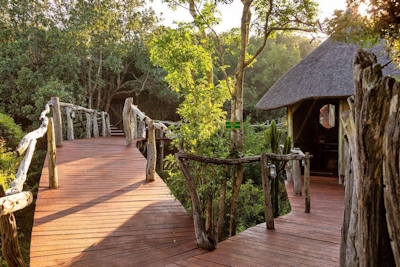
[101,111,106,137]
[0,186,26,267]
[146,120,156,182]
[131,108,137,139]
[291,148,303,196]
[51,97,63,147]
[47,118,58,189]
[123,97,134,146]
[85,112,91,138]
[304,152,311,213]
[157,129,164,173]
[105,113,111,137]
[261,152,274,229]
[65,106,74,141]
[93,109,99,138]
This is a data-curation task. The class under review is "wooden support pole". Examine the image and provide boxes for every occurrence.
[175,155,216,251]
[47,118,58,189]
[0,187,26,267]
[101,111,106,137]
[130,107,137,139]
[138,118,145,139]
[65,106,74,141]
[304,152,310,213]
[123,98,134,146]
[93,109,99,138]
[51,97,63,147]
[85,112,91,138]
[105,113,111,137]
[261,152,274,229]
[146,120,156,182]
[156,130,164,173]
[292,159,302,196]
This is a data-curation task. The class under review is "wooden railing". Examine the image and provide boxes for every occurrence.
[175,151,311,251]
[122,97,169,182]
[0,97,111,266]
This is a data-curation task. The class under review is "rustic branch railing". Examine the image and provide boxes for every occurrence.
[0,100,57,266]
[57,100,111,145]
[175,150,311,251]
[122,97,169,182]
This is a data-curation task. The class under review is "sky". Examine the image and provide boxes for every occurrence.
[150,0,348,33]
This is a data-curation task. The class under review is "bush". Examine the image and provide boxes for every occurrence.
[0,113,24,149]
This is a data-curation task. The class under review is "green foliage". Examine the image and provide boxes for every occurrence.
[0,113,24,149]
[236,180,265,233]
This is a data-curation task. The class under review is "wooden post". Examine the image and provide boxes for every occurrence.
[65,106,74,141]
[47,118,58,189]
[93,109,99,138]
[130,108,137,139]
[101,111,106,137]
[85,112,91,138]
[0,186,26,267]
[304,152,310,213]
[292,159,302,196]
[123,98,134,145]
[261,152,274,229]
[146,120,156,182]
[105,113,111,137]
[175,155,216,251]
[51,97,63,147]
[157,129,164,173]
[138,119,145,139]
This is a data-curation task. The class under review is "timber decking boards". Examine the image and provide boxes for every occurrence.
[30,137,205,267]
[31,137,345,267]
[172,176,345,267]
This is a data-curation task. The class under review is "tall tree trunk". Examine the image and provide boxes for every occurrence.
[340,49,398,267]
[228,0,252,237]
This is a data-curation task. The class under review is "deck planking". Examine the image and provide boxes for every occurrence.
[30,137,204,267]
[31,136,345,266]
[170,176,345,267]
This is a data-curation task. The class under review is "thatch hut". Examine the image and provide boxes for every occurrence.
[255,38,399,179]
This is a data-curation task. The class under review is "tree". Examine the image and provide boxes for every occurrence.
[326,0,400,52]
[154,0,319,236]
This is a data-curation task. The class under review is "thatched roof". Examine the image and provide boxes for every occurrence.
[255,38,400,111]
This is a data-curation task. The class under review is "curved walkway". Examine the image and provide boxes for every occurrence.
[31,137,345,266]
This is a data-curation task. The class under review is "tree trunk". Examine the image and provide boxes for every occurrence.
[340,50,398,267]
[228,1,251,237]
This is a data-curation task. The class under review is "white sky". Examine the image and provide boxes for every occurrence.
[150,0,348,33]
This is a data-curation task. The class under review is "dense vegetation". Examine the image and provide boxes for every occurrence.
[0,0,322,265]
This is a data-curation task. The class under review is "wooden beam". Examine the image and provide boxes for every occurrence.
[261,152,274,229]
[146,120,156,182]
[304,152,311,213]
[47,118,58,189]
[51,97,63,147]
[123,98,134,146]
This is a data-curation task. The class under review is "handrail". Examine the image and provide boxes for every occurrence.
[0,101,54,266]
[175,150,311,251]
[56,100,111,143]
[123,97,170,182]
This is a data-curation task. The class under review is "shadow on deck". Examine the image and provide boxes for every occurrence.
[30,137,344,266]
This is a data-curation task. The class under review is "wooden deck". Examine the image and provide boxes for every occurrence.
[170,176,345,267]
[31,137,345,266]
[30,137,205,266]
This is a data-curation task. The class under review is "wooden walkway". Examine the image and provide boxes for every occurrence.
[30,137,205,266]
[170,176,345,267]
[30,137,345,266]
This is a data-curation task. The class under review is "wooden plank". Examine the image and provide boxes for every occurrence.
[30,137,199,267]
